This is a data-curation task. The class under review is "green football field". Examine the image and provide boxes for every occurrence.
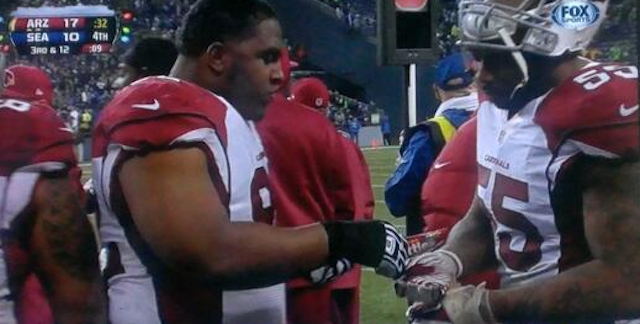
[359,146,407,324]
[80,145,406,324]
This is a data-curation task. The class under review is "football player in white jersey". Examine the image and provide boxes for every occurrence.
[396,0,640,323]
[92,1,407,324]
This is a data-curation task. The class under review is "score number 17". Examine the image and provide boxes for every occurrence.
[64,18,79,28]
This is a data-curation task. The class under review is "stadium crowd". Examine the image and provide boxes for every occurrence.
[0,0,636,143]
[2,0,384,142]
[319,0,377,36]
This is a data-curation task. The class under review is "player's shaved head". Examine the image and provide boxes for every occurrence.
[177,0,278,57]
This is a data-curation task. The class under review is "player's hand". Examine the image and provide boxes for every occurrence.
[308,258,352,285]
[395,250,462,311]
[405,303,450,323]
[322,221,408,280]
[441,283,495,324]
[401,283,493,324]
[374,222,409,279]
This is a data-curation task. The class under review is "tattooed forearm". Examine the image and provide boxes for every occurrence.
[33,176,99,281]
[494,262,639,323]
[490,161,640,324]
[443,197,497,275]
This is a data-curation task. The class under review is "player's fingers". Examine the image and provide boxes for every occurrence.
[406,301,442,321]
[405,282,446,307]
[395,279,408,297]
[418,282,446,304]
[407,304,449,323]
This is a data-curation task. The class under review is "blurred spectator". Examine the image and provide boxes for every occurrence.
[347,116,360,143]
[380,114,391,145]
[315,0,376,36]
[290,77,331,114]
[335,5,344,20]
[385,52,477,235]
[112,37,178,88]
[78,108,93,136]
[68,107,79,131]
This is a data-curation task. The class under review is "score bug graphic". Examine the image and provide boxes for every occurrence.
[552,0,601,29]
[8,5,118,55]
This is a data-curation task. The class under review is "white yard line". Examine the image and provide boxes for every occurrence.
[361,146,399,151]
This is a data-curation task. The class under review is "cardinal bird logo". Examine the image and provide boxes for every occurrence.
[3,70,15,88]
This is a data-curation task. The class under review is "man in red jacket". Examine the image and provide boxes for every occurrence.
[258,72,374,323]
[290,77,375,222]
[419,116,499,283]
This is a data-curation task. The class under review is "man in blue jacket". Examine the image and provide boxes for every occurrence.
[385,52,478,235]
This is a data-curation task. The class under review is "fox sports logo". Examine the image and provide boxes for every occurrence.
[552,0,600,29]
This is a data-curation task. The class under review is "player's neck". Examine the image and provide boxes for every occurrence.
[170,55,204,87]
[550,57,588,87]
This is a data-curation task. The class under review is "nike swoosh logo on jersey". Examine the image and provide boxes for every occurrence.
[620,104,639,117]
[59,127,74,133]
[433,161,452,170]
[132,99,161,111]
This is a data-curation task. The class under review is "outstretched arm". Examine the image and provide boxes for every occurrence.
[30,174,107,324]
[441,196,498,276]
[490,160,640,323]
[119,147,405,289]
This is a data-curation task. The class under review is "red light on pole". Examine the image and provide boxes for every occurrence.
[122,10,134,21]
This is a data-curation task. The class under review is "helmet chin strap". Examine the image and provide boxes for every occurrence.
[497,28,529,100]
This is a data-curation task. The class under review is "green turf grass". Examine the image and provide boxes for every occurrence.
[359,146,407,324]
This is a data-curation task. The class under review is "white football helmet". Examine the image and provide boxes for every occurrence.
[458,0,608,90]
[458,0,608,56]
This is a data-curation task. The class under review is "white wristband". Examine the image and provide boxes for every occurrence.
[438,249,464,278]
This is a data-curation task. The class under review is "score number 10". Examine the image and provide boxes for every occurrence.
[63,32,81,42]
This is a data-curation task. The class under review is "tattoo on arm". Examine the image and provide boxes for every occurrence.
[33,176,99,281]
[491,160,640,323]
[443,197,497,276]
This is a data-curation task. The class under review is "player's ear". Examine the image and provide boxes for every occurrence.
[204,42,227,76]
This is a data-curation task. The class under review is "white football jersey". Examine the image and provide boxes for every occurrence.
[92,76,283,324]
[476,62,638,288]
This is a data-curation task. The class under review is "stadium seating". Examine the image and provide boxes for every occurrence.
[1,0,636,136]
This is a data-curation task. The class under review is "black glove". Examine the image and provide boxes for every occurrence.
[308,258,352,285]
[323,221,408,279]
